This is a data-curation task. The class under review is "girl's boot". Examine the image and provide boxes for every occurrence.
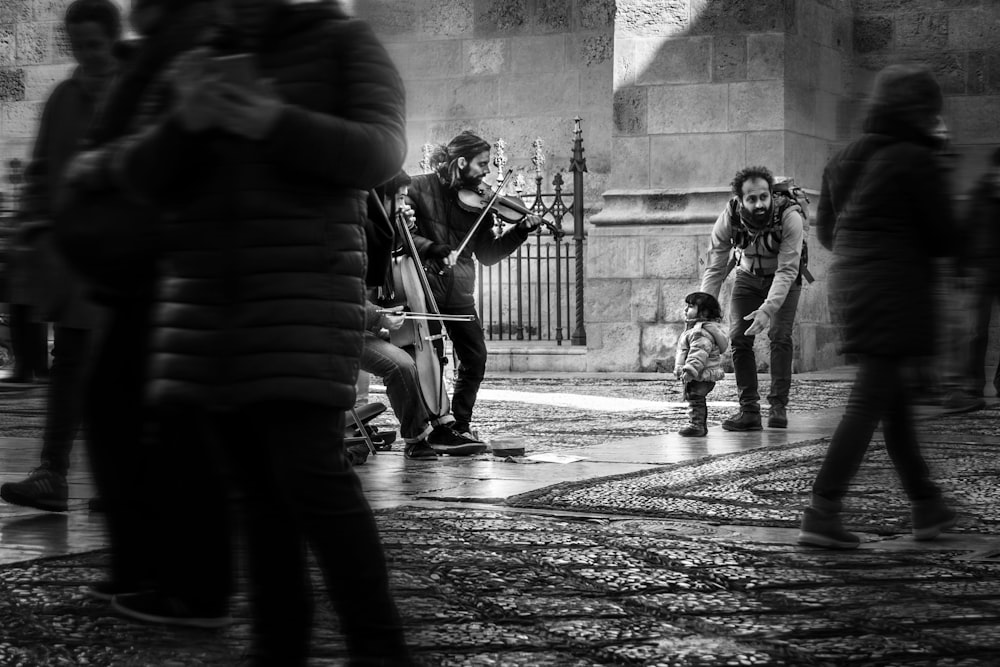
[678,399,707,437]
[797,494,859,549]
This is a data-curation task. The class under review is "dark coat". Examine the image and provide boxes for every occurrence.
[116,4,406,410]
[958,177,1000,269]
[404,173,530,310]
[816,130,953,357]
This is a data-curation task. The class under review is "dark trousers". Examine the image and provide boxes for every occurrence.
[441,305,487,432]
[83,299,157,589]
[966,266,1000,396]
[728,271,801,412]
[40,326,91,475]
[161,401,410,666]
[7,303,48,379]
[811,355,941,506]
[683,380,715,425]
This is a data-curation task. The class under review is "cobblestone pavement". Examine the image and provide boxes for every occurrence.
[1,374,999,666]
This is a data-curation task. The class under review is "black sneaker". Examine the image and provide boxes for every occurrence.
[427,425,487,456]
[112,591,231,629]
[0,467,69,512]
[721,411,762,432]
[404,440,438,460]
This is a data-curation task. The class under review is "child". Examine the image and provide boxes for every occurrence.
[674,292,729,437]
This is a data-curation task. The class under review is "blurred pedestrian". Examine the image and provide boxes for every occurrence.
[700,166,806,431]
[673,292,728,437]
[798,63,958,550]
[947,147,1000,403]
[90,0,412,663]
[0,0,121,512]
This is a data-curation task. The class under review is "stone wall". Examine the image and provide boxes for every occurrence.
[356,0,615,206]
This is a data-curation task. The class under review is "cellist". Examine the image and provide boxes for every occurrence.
[361,172,487,458]
[405,132,542,440]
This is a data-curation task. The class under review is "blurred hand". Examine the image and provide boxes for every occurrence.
[743,309,771,336]
[62,150,105,189]
[172,48,226,133]
[397,202,416,229]
[381,312,406,331]
[214,78,285,141]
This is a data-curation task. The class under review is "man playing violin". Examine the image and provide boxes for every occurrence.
[404,131,543,441]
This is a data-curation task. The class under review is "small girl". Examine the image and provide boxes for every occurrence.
[674,292,729,437]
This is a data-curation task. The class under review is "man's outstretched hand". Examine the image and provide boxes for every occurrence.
[743,309,771,336]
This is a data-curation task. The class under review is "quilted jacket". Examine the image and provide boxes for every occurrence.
[115,4,406,409]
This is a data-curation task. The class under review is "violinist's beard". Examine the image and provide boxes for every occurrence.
[459,168,484,189]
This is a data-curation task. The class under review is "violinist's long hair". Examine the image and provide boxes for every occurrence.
[430,131,490,190]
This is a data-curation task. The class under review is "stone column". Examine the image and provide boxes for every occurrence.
[586,0,852,372]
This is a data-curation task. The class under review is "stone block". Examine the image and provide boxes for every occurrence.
[635,36,711,86]
[534,0,570,33]
[659,278,700,323]
[587,235,644,279]
[385,41,463,80]
[784,84,816,137]
[1,0,30,22]
[640,322,686,371]
[853,15,892,55]
[570,32,613,67]
[1,99,41,136]
[475,0,530,37]
[728,80,784,132]
[967,51,1000,95]
[785,36,819,89]
[23,62,68,100]
[747,34,784,81]
[579,0,615,30]
[51,22,73,64]
[464,39,506,77]
[947,9,1000,50]
[712,35,746,83]
[499,71,578,115]
[649,133,745,190]
[586,321,641,371]
[0,66,23,101]
[615,0,688,38]
[745,131,785,175]
[609,136,650,189]
[16,21,49,65]
[818,46,843,94]
[424,0,474,37]
[613,85,646,136]
[950,95,1000,144]
[508,35,565,74]
[580,63,612,110]
[356,0,421,40]
[898,11,948,51]
[645,235,702,280]
[632,279,660,322]
[585,278,632,322]
[854,0,977,11]
[689,0,789,35]
[923,52,968,96]
[0,24,14,67]
[814,90,838,140]
[647,83,727,135]
[407,77,499,120]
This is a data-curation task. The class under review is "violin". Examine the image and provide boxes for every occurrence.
[456,185,534,224]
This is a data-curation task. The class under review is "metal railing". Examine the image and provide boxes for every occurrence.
[473,119,589,346]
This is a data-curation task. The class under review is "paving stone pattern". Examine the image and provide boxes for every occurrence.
[2,507,999,666]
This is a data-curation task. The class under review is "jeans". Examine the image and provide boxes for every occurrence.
[160,401,410,666]
[729,270,801,412]
[441,305,487,432]
[7,303,48,379]
[811,355,940,506]
[965,266,1000,396]
[40,326,92,475]
[361,332,432,442]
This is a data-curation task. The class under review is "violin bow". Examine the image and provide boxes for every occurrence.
[453,168,515,258]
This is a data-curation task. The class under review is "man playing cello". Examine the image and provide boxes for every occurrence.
[404,131,542,441]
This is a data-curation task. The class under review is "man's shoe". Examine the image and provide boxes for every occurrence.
[912,499,957,541]
[0,467,69,512]
[721,411,762,432]
[767,405,788,429]
[404,440,438,460]
[112,591,231,629]
[940,392,986,415]
[427,425,487,456]
[797,507,860,549]
[344,443,369,466]
[677,424,707,437]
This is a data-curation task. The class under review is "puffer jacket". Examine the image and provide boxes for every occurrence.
[816,131,953,357]
[404,173,530,309]
[115,4,406,410]
[674,320,729,383]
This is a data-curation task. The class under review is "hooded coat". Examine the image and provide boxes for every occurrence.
[114,3,406,410]
[816,65,954,357]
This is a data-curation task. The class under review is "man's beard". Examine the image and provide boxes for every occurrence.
[744,203,771,227]
[459,167,484,189]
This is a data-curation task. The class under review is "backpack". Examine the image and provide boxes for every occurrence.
[725,177,814,284]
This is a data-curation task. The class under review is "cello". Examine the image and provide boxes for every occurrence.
[369,188,471,427]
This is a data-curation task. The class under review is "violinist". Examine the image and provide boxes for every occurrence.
[362,175,488,459]
[404,131,543,440]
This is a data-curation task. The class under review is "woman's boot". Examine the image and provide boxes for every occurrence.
[797,494,859,549]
